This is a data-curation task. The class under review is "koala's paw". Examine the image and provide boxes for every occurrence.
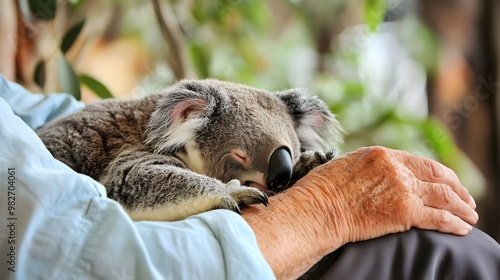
[218,180,269,214]
[288,150,336,188]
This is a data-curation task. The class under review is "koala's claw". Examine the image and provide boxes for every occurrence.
[261,193,269,206]
[231,187,269,207]
[326,150,336,161]
[251,192,269,207]
[218,180,269,214]
[220,196,242,214]
[287,150,337,189]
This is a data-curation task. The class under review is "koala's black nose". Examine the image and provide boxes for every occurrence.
[267,147,292,191]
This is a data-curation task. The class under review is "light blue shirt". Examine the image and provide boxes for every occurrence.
[0,75,275,279]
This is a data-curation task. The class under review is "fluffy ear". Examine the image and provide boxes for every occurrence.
[276,89,344,152]
[146,88,213,154]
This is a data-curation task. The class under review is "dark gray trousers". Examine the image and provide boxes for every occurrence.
[301,228,500,280]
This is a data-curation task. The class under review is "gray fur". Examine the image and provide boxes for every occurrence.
[36,79,343,221]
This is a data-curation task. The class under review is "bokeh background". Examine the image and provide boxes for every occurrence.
[1,0,499,241]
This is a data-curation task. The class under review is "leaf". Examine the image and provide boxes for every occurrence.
[342,81,366,97]
[400,17,439,76]
[238,0,269,31]
[419,118,485,197]
[190,0,209,23]
[364,0,386,32]
[188,42,211,78]
[27,0,57,21]
[68,0,84,6]
[33,60,46,89]
[61,19,86,54]
[79,74,114,99]
[56,54,81,100]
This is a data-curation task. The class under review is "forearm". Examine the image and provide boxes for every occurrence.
[242,174,348,279]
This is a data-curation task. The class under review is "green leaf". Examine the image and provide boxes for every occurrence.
[68,0,84,6]
[33,60,46,88]
[364,0,386,32]
[342,81,366,97]
[238,0,269,31]
[56,54,81,100]
[190,0,209,23]
[188,42,211,78]
[400,17,440,76]
[61,19,86,54]
[27,0,57,21]
[79,74,114,99]
[418,118,485,197]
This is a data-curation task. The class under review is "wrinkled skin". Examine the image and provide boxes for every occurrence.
[311,147,477,241]
[243,146,478,279]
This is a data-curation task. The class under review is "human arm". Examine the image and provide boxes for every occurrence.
[0,74,84,130]
[242,146,478,279]
[0,78,275,279]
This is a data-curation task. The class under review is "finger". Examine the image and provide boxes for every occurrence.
[413,207,473,236]
[419,182,479,225]
[399,152,476,209]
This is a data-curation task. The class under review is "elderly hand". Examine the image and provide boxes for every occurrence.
[299,146,478,244]
[243,146,478,279]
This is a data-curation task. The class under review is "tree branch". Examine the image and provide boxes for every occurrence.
[151,0,188,80]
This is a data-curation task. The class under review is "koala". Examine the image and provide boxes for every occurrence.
[36,79,343,221]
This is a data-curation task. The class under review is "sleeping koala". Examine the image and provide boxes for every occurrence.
[37,79,343,221]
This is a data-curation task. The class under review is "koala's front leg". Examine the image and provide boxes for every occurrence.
[287,150,336,188]
[100,147,268,221]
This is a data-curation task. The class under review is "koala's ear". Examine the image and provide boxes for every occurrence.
[276,89,344,152]
[147,87,214,154]
[169,93,208,121]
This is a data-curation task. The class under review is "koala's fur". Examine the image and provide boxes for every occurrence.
[37,79,343,221]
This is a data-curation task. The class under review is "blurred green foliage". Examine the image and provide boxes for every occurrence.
[24,0,485,196]
[20,0,112,100]
[142,0,482,195]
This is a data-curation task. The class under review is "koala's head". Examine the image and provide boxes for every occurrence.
[146,79,343,192]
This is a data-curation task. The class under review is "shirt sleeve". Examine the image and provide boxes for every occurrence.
[0,80,275,280]
[0,74,84,130]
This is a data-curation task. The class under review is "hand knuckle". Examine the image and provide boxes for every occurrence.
[399,150,412,158]
[433,184,451,203]
[423,158,444,179]
[365,146,390,159]
[435,211,451,227]
[443,185,455,203]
